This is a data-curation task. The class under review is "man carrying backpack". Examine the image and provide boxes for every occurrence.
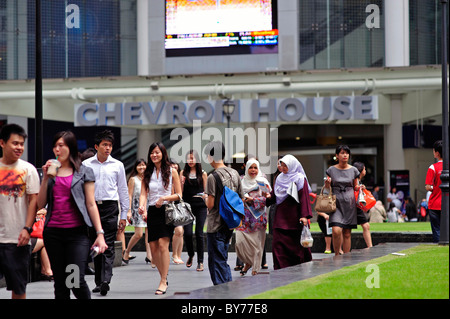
[204,141,244,285]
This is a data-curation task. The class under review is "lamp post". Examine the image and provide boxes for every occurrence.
[439,0,449,245]
[35,0,43,168]
[222,99,235,166]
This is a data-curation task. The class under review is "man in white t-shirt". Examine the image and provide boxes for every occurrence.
[0,124,40,299]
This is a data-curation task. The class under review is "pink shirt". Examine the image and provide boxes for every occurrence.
[47,174,84,228]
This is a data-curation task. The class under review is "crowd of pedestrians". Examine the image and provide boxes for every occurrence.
[0,122,444,299]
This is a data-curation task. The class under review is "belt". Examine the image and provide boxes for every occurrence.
[96,200,117,205]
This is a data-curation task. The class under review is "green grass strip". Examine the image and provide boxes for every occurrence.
[309,221,432,233]
[249,245,449,299]
[125,221,432,233]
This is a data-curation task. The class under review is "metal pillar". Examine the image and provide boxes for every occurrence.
[439,0,449,245]
[35,0,43,168]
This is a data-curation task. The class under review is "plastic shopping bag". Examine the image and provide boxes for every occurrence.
[300,222,313,248]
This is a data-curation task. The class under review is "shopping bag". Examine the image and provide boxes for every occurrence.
[300,222,313,248]
[355,188,376,212]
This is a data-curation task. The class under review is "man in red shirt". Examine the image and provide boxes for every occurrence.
[425,140,443,243]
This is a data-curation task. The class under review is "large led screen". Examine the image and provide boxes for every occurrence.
[165,0,278,57]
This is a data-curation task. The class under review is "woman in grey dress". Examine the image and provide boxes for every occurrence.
[324,145,360,256]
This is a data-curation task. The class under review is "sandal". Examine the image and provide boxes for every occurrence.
[196,263,204,272]
[155,288,167,295]
[240,265,251,276]
[155,280,168,295]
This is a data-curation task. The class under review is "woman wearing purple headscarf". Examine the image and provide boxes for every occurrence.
[266,155,313,270]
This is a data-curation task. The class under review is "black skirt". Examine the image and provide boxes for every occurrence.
[147,205,174,242]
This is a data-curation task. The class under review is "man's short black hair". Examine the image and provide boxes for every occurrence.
[433,140,442,158]
[204,140,225,162]
[94,130,115,146]
[0,123,27,142]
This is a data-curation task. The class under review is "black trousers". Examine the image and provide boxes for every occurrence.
[43,226,91,299]
[92,200,118,286]
[183,204,207,263]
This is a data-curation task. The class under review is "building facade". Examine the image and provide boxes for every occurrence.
[0,0,447,204]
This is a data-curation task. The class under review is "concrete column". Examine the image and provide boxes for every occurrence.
[120,1,137,76]
[384,95,406,193]
[136,0,149,76]
[384,0,410,67]
[137,129,159,160]
[6,0,28,79]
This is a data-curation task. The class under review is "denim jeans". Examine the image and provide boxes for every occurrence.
[207,228,233,285]
[429,209,441,243]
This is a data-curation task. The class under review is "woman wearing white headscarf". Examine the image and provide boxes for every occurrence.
[235,159,271,276]
[266,155,313,270]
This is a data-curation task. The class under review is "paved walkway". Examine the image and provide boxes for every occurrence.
[0,242,420,299]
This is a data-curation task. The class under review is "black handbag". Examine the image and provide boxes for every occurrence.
[165,194,195,226]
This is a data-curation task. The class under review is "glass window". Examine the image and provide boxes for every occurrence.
[409,0,448,66]
[299,0,384,70]
[0,0,137,80]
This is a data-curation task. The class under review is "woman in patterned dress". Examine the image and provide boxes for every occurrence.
[123,159,153,266]
[235,159,271,276]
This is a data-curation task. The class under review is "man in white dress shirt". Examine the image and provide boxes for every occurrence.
[82,130,129,296]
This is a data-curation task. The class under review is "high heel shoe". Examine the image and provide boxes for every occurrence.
[123,250,136,261]
[145,257,151,264]
[155,288,167,295]
[155,280,168,295]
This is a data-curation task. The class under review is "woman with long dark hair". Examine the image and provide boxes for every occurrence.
[180,150,207,271]
[138,142,182,295]
[37,131,107,299]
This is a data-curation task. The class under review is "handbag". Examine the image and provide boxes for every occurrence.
[315,185,336,213]
[355,188,376,212]
[165,194,195,227]
[31,218,45,238]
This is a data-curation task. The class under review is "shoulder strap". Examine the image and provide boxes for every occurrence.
[212,171,224,194]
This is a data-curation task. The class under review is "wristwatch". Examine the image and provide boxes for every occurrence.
[96,229,105,235]
[23,226,32,234]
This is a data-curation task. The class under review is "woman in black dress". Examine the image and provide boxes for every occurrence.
[181,150,208,271]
